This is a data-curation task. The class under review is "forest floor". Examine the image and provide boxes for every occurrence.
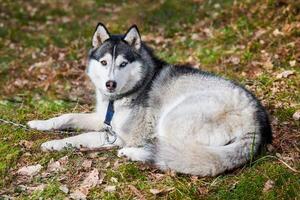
[0,0,299,199]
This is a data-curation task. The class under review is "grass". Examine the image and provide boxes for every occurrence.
[0,0,299,199]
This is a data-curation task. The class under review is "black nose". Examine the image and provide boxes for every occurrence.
[105,80,117,90]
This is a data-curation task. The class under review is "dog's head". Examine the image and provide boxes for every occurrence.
[87,23,152,99]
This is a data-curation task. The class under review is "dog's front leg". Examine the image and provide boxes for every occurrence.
[28,113,102,131]
[41,131,117,151]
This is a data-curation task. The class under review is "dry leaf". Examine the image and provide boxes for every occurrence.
[17,164,42,176]
[47,156,68,172]
[263,180,274,192]
[197,186,209,195]
[227,56,240,65]
[203,28,213,38]
[151,173,165,181]
[149,188,163,195]
[191,33,200,40]
[70,168,102,199]
[276,70,295,79]
[81,168,100,188]
[59,185,69,194]
[150,187,174,195]
[110,177,118,183]
[29,58,53,71]
[104,185,116,192]
[82,160,92,170]
[70,190,87,200]
[289,60,296,67]
[19,184,46,193]
[128,185,145,200]
[19,140,33,149]
[272,29,284,36]
[292,110,300,121]
[263,60,274,69]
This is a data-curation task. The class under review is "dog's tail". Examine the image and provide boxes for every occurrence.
[154,132,261,176]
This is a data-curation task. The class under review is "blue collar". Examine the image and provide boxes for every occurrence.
[104,100,114,126]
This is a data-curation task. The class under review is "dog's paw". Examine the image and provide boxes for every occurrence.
[41,140,67,151]
[27,120,54,131]
[117,147,149,162]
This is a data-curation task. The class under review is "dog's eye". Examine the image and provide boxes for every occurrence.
[120,62,128,68]
[100,60,107,66]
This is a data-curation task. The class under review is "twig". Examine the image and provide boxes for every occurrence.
[277,158,299,173]
[78,146,117,152]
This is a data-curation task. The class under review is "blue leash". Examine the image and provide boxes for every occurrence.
[104,100,115,126]
[103,100,117,144]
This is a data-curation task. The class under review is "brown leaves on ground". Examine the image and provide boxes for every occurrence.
[292,110,300,121]
[128,185,146,200]
[47,155,68,172]
[70,168,103,200]
[17,164,42,177]
[149,187,174,195]
[263,180,275,193]
[1,0,300,199]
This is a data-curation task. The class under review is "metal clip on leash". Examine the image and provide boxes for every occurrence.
[104,124,117,144]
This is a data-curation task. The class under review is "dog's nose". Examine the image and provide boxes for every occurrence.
[105,80,117,90]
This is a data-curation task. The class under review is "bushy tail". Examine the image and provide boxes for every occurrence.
[154,132,260,176]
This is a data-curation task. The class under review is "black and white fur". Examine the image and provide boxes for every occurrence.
[28,24,272,176]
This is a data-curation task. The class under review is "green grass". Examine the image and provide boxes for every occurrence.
[0,0,299,199]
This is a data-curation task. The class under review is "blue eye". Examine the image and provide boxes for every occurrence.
[120,62,128,68]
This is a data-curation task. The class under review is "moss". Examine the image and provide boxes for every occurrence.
[210,162,300,200]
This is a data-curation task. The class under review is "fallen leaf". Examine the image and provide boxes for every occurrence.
[19,140,33,149]
[19,184,46,193]
[81,168,100,187]
[47,159,63,172]
[292,110,300,121]
[59,184,69,194]
[150,173,165,181]
[87,152,99,158]
[263,180,275,192]
[110,177,118,183]
[149,188,163,195]
[70,168,102,199]
[272,29,284,36]
[263,60,274,69]
[128,185,145,200]
[70,190,87,200]
[149,187,174,195]
[47,156,68,172]
[289,60,296,67]
[203,28,213,38]
[17,164,42,176]
[254,29,267,39]
[29,58,53,71]
[197,186,209,195]
[227,56,240,65]
[191,33,200,40]
[82,160,92,170]
[104,185,116,192]
[276,70,295,79]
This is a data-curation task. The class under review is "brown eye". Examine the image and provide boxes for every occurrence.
[100,60,107,66]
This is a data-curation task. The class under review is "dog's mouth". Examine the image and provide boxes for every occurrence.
[107,89,116,93]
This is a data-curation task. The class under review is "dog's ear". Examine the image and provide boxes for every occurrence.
[92,23,110,48]
[123,25,141,50]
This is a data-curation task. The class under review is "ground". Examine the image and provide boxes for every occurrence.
[0,0,299,199]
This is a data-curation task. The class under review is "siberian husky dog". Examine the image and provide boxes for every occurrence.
[28,24,272,176]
